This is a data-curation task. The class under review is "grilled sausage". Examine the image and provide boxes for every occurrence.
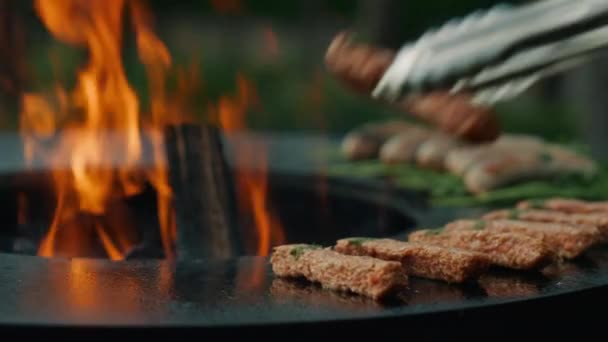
[340,120,413,160]
[325,32,500,143]
[448,218,600,259]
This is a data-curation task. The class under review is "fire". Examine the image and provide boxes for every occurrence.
[17,0,283,258]
[217,76,285,256]
[24,0,175,259]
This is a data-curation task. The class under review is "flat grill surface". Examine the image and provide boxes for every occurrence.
[0,246,607,327]
[0,133,606,332]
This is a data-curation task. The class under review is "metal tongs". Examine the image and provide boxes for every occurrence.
[372,0,608,107]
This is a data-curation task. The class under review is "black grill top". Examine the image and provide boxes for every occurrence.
[0,248,607,329]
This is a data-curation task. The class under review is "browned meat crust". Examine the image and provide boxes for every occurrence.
[454,143,595,194]
[444,134,544,176]
[335,238,490,283]
[511,205,608,242]
[408,229,552,270]
[324,32,499,143]
[341,120,413,160]
[379,127,432,164]
[483,210,608,248]
[518,198,608,214]
[270,244,407,300]
[415,133,465,170]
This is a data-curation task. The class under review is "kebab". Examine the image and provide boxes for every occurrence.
[446,219,600,259]
[518,198,608,214]
[408,229,552,270]
[484,209,608,242]
[270,244,407,300]
[335,238,490,283]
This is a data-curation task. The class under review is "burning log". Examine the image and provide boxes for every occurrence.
[164,123,242,259]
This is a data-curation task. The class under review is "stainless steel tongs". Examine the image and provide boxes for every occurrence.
[372,0,608,107]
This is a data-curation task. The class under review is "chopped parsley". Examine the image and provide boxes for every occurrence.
[509,209,522,219]
[425,227,445,236]
[346,238,377,246]
[527,198,547,209]
[290,245,322,259]
[472,220,486,230]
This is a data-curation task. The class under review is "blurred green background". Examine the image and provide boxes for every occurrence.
[3,0,607,159]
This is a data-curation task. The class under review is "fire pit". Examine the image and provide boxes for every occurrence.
[0,130,419,259]
[0,131,607,336]
[1,0,608,337]
[0,0,423,273]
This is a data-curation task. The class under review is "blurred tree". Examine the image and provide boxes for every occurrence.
[355,0,404,49]
[355,0,517,49]
[0,0,27,98]
[0,0,28,128]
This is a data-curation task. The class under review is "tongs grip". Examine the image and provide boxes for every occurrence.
[373,0,608,105]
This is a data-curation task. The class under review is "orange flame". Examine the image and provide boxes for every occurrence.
[217,76,285,256]
[19,0,280,259]
[24,0,176,259]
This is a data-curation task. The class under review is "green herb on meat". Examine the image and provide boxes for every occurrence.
[472,220,486,230]
[346,237,377,246]
[509,209,522,219]
[425,227,445,236]
[290,245,322,259]
[527,198,547,209]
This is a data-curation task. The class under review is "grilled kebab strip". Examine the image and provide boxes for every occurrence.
[484,209,608,242]
[270,244,407,300]
[408,229,552,270]
[518,198,608,214]
[335,238,490,283]
[447,219,600,259]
